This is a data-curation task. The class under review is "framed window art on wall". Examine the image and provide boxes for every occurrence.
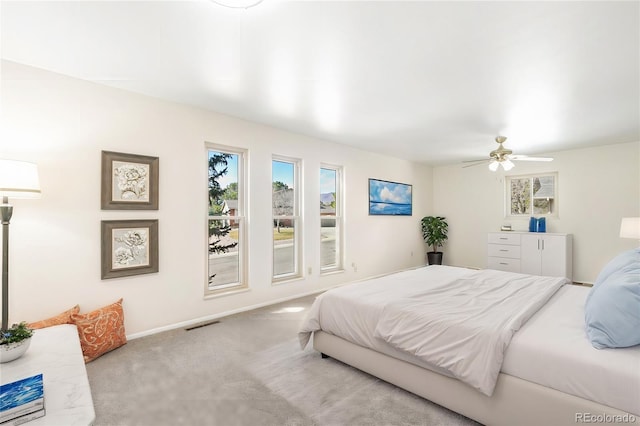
[506,172,558,217]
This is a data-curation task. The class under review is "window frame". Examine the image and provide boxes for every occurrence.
[205,143,248,297]
[505,172,558,218]
[320,163,344,274]
[271,155,302,283]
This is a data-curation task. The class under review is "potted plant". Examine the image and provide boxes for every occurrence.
[0,322,34,363]
[420,216,449,265]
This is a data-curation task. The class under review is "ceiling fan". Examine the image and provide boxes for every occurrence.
[462,136,553,171]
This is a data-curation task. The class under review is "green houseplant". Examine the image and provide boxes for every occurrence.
[0,321,34,363]
[420,216,449,265]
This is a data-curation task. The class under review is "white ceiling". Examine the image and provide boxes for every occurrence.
[1,1,638,165]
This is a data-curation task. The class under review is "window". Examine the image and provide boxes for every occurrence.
[206,144,246,295]
[320,165,343,272]
[272,156,301,282]
[506,173,557,217]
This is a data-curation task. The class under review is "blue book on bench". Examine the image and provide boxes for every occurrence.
[0,374,45,422]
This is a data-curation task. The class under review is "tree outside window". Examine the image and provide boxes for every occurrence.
[206,146,246,293]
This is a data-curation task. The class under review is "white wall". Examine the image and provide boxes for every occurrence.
[3,59,636,337]
[0,61,433,336]
[433,141,640,283]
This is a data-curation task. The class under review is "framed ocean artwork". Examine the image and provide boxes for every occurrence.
[368,178,412,216]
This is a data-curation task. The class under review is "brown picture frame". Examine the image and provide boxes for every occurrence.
[101,220,159,279]
[101,151,159,210]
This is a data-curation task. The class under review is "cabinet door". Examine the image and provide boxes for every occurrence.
[540,235,567,278]
[520,233,542,275]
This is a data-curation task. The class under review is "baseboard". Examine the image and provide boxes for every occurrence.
[126,287,332,340]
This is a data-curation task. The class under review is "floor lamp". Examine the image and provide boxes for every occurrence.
[0,159,41,332]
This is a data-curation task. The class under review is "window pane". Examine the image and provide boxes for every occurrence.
[273,219,296,276]
[209,151,238,214]
[208,219,240,288]
[510,178,531,215]
[272,160,294,216]
[321,217,338,269]
[320,168,337,209]
[533,198,554,215]
[533,176,554,198]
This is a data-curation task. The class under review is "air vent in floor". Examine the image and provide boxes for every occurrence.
[185,320,220,331]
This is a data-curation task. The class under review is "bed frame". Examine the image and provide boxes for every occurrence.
[314,331,639,426]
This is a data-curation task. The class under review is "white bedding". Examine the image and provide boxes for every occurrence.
[299,265,640,415]
[373,268,565,396]
[299,266,474,350]
[503,284,640,416]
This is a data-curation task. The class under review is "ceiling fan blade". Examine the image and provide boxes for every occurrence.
[462,159,489,164]
[462,161,489,168]
[510,155,553,162]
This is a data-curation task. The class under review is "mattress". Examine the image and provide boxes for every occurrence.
[300,265,640,416]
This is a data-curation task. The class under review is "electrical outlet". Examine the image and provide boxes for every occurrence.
[308,267,312,275]
[351,262,357,272]
[411,251,414,257]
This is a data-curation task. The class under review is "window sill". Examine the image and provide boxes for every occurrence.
[204,286,250,300]
[271,275,303,286]
[320,269,345,277]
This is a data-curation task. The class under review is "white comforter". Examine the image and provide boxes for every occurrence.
[299,266,567,396]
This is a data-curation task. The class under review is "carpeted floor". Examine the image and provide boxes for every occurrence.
[86,294,479,426]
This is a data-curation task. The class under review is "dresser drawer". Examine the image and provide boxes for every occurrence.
[488,232,521,246]
[487,244,521,259]
[487,257,521,273]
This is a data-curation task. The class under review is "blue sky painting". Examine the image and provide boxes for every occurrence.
[369,179,412,216]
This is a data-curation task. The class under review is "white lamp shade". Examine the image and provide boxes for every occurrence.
[0,159,41,199]
[620,217,640,239]
[501,159,515,171]
[488,161,499,171]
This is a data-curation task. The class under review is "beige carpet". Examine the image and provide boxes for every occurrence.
[86,294,479,426]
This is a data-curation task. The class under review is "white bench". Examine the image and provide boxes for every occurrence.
[1,324,95,425]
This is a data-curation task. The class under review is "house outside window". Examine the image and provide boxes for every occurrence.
[206,144,247,295]
[320,165,343,273]
[506,172,558,217]
[272,156,301,282]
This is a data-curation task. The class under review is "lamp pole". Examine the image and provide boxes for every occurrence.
[0,159,41,332]
[1,196,13,332]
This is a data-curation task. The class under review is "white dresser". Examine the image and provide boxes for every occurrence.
[487,232,573,280]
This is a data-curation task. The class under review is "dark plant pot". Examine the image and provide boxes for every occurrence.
[426,252,443,265]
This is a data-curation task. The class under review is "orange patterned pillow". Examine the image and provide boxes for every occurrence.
[72,299,127,363]
[29,305,80,329]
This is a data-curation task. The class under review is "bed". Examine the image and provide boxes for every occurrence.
[299,265,640,426]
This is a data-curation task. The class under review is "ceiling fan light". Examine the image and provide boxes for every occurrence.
[502,159,515,171]
[488,161,500,172]
[209,0,263,9]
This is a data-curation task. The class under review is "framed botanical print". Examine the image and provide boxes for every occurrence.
[101,151,159,210]
[101,220,159,279]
